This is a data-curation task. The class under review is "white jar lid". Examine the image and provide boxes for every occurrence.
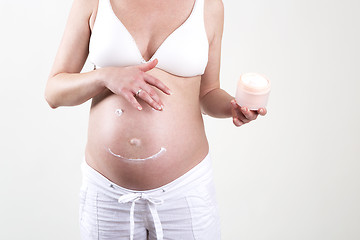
[241,73,269,88]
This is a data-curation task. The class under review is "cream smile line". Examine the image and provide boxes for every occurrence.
[108,147,166,161]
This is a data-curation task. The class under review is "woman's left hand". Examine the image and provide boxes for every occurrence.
[230,99,267,127]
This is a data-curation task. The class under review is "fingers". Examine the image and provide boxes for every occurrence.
[135,86,163,111]
[107,61,171,111]
[240,106,258,121]
[231,100,243,127]
[122,88,163,111]
[258,107,267,116]
[138,58,158,72]
[231,100,251,123]
[122,90,143,111]
[137,59,173,95]
[143,73,172,95]
[230,99,260,127]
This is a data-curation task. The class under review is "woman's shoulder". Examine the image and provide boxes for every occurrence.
[204,0,224,43]
[71,0,99,19]
[205,0,224,14]
[204,0,224,25]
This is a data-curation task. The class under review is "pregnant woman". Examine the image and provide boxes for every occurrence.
[45,0,267,239]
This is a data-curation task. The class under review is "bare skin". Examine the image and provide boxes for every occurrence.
[45,0,267,190]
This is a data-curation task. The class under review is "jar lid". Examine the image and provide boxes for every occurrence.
[238,73,271,93]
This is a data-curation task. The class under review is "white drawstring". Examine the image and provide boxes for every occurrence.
[118,192,164,240]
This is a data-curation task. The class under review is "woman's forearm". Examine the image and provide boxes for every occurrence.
[200,88,234,118]
[44,70,105,108]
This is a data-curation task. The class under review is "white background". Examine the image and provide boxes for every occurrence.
[0,0,359,239]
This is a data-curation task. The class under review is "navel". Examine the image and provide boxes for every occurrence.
[129,138,141,147]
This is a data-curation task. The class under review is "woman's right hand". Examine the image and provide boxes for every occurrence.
[100,58,172,111]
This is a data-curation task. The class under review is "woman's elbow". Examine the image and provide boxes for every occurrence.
[44,81,58,109]
[44,93,58,109]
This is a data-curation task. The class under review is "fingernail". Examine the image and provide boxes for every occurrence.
[242,107,247,112]
[138,106,142,110]
[259,109,264,113]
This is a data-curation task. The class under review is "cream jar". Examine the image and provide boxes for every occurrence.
[235,73,271,110]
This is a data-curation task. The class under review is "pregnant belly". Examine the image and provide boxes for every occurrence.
[85,72,209,190]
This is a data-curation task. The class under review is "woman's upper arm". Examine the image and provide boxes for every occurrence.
[48,0,96,78]
[199,0,224,99]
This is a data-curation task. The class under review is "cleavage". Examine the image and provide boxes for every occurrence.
[109,0,196,61]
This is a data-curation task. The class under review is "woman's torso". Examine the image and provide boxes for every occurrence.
[85,0,211,190]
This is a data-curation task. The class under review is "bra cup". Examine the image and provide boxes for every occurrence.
[155,0,209,77]
[155,24,209,77]
[88,0,142,67]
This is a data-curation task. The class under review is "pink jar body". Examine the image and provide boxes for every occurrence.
[235,73,271,110]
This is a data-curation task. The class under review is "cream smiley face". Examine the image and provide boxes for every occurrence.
[109,108,166,161]
[108,147,167,161]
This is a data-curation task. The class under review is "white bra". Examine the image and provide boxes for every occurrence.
[88,0,209,77]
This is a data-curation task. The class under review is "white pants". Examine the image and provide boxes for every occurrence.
[79,151,221,240]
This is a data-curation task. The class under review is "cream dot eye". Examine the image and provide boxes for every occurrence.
[115,109,124,116]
